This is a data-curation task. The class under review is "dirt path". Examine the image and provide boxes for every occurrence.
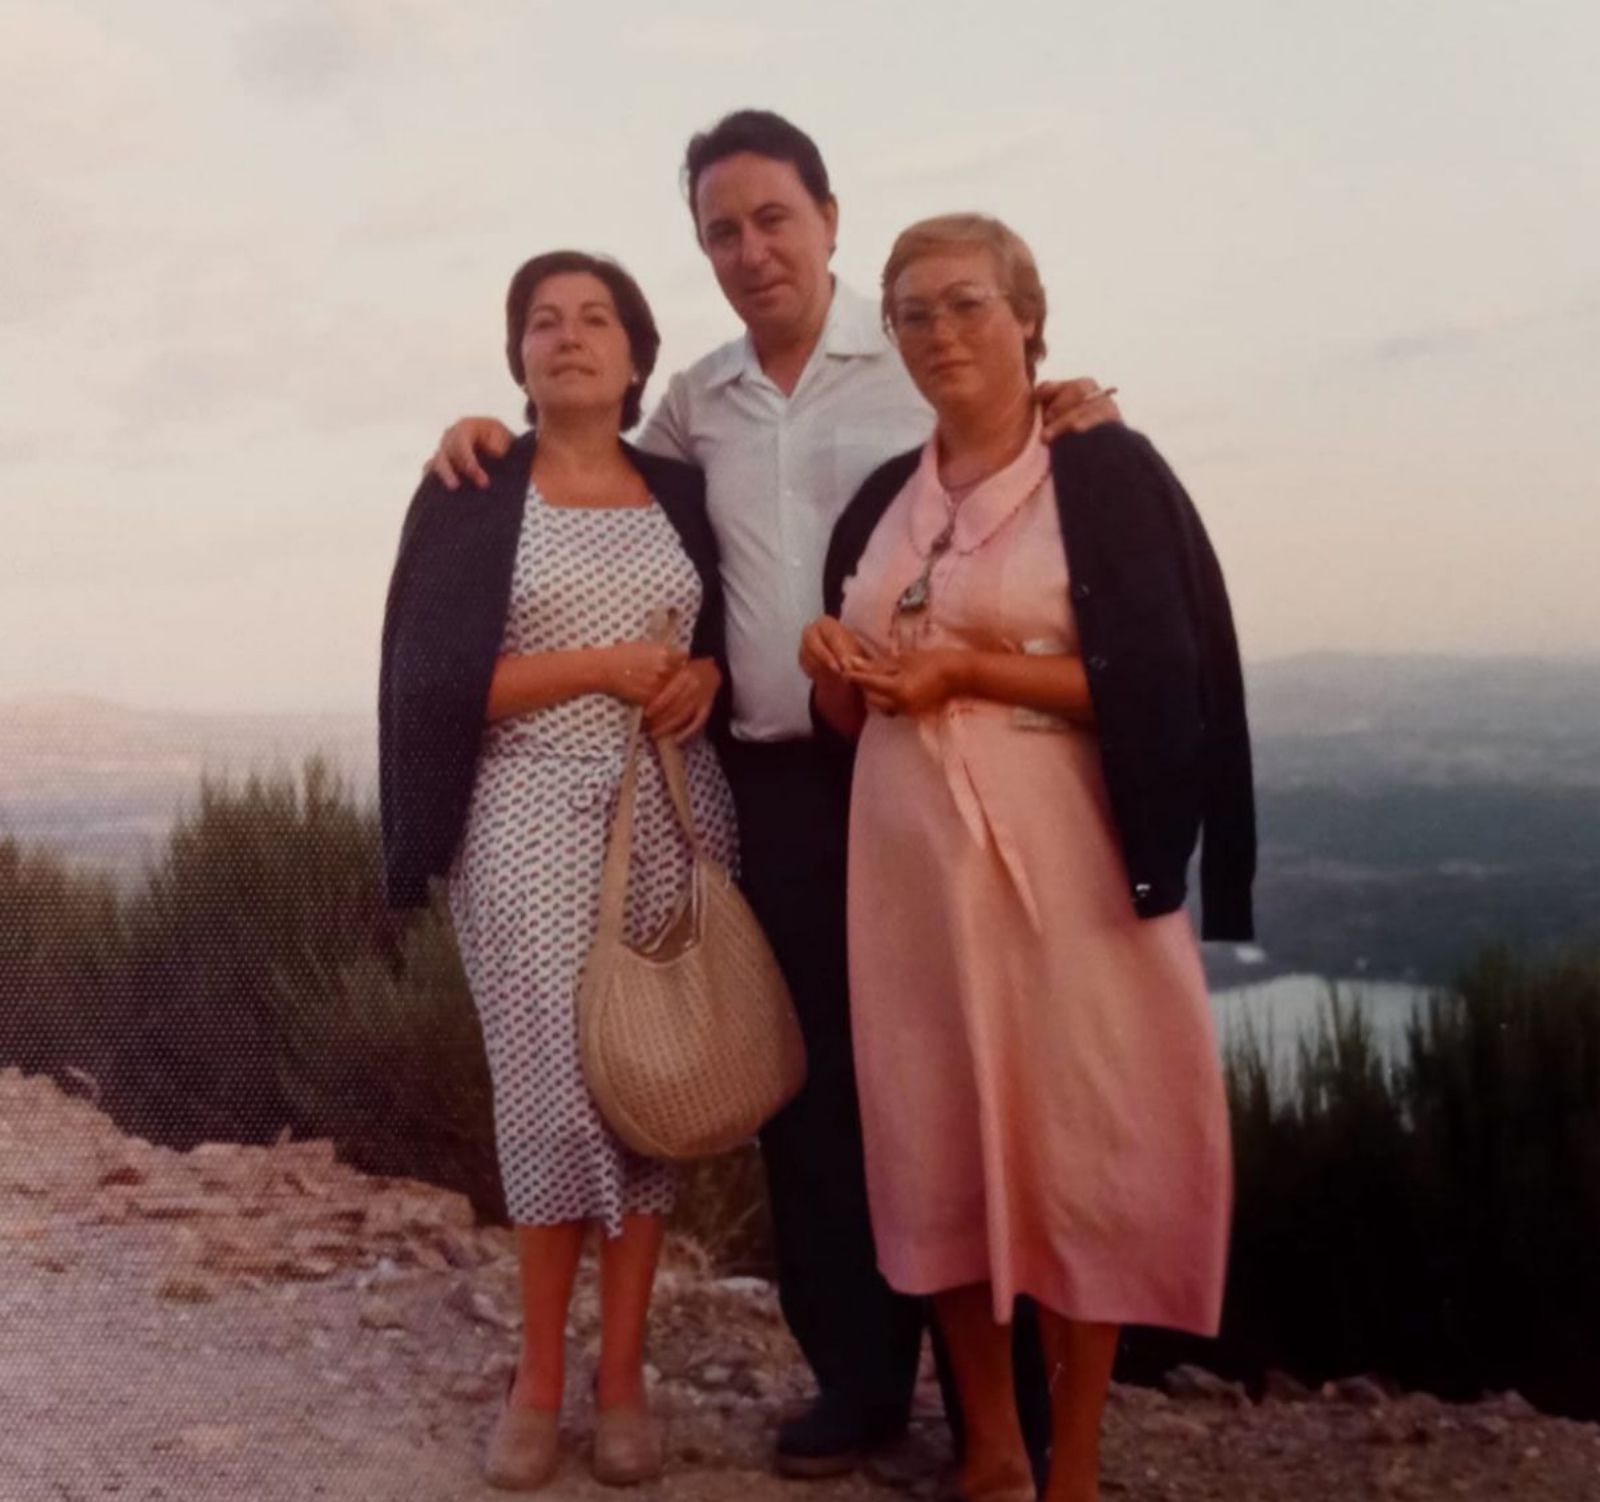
[3,1068,1598,1501]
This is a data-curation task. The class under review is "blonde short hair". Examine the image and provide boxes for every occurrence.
[880,213,1048,378]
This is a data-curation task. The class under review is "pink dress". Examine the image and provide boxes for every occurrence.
[840,425,1232,1335]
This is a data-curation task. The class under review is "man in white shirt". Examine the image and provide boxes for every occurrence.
[641,278,932,741]
[429,109,1118,1480]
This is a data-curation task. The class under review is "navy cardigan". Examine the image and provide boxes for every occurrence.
[821,425,1256,942]
[378,433,728,909]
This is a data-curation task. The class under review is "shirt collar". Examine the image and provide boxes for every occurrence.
[704,279,889,389]
[820,280,890,357]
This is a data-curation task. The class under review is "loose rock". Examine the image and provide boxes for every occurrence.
[6,1066,1600,1502]
[1164,1363,1249,1406]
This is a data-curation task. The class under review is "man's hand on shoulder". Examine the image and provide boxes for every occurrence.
[425,417,516,490]
[1038,379,1122,441]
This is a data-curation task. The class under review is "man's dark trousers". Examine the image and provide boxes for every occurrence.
[722,736,1050,1481]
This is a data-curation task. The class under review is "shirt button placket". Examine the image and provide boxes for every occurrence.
[776,421,801,608]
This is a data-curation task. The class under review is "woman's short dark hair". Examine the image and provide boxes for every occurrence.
[504,250,660,431]
[681,109,833,227]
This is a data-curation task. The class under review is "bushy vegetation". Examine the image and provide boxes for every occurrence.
[0,762,501,1212]
[0,838,123,1079]
[3,766,1598,1413]
[270,902,503,1218]
[113,760,393,1147]
[1127,951,1600,1418]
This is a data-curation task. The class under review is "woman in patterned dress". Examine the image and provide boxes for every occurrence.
[379,251,736,1489]
[800,216,1253,1502]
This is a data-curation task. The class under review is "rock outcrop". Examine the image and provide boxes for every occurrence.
[3,1067,1598,1500]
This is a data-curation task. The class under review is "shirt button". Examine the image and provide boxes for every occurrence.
[1089,655,1109,672]
[1133,882,1152,899]
[1071,582,1091,601]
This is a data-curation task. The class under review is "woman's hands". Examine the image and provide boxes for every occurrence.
[644,659,721,744]
[487,641,720,740]
[848,649,967,718]
[596,642,719,742]
[597,640,686,706]
[801,617,965,718]
[798,616,876,686]
[799,616,873,739]
[799,619,1094,726]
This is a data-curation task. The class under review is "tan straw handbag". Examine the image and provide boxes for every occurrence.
[578,623,806,1160]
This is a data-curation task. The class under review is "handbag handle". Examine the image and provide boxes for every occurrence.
[592,609,706,947]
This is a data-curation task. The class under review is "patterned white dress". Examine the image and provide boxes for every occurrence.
[447,486,738,1233]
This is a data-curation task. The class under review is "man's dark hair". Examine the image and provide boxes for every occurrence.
[504,250,660,431]
[682,109,833,228]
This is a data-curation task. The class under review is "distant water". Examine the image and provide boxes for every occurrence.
[1209,973,1438,1068]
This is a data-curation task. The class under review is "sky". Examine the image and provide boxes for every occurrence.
[2,0,1596,714]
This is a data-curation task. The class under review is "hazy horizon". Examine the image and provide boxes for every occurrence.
[4,647,1598,722]
[4,1,1597,714]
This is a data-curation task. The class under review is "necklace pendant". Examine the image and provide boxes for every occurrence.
[896,576,930,615]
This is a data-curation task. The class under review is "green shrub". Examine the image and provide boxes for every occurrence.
[672,1144,772,1275]
[0,837,124,1083]
[1399,948,1600,1411]
[107,758,391,1146]
[1153,949,1600,1418]
[271,899,504,1218]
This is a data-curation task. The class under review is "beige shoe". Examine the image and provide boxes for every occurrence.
[591,1403,664,1486]
[484,1398,561,1492]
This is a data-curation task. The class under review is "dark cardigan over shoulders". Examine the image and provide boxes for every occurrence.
[821,425,1256,942]
[378,432,727,909]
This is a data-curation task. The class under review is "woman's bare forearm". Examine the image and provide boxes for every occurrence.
[949,650,1095,725]
[484,649,608,723]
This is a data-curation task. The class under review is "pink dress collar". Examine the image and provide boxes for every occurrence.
[905,410,1052,557]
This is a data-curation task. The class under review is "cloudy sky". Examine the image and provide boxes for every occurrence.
[3,0,1596,713]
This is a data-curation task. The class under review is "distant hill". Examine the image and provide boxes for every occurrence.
[1248,653,1600,788]
[4,658,1599,979]
[1231,655,1600,983]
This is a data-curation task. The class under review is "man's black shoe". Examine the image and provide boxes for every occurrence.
[774,1393,909,1478]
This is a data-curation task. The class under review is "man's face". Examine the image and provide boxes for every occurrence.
[693,151,839,347]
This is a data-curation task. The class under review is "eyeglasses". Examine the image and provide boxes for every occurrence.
[889,285,1005,339]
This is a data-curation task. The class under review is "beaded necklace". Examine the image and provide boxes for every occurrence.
[894,473,1045,618]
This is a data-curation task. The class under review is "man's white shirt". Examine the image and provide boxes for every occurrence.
[636,281,933,742]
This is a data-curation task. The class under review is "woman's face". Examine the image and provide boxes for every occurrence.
[888,248,1035,416]
[519,271,635,423]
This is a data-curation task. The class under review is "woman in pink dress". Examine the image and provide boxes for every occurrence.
[800,215,1254,1502]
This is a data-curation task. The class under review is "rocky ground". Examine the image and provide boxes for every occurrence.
[3,1067,1598,1501]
